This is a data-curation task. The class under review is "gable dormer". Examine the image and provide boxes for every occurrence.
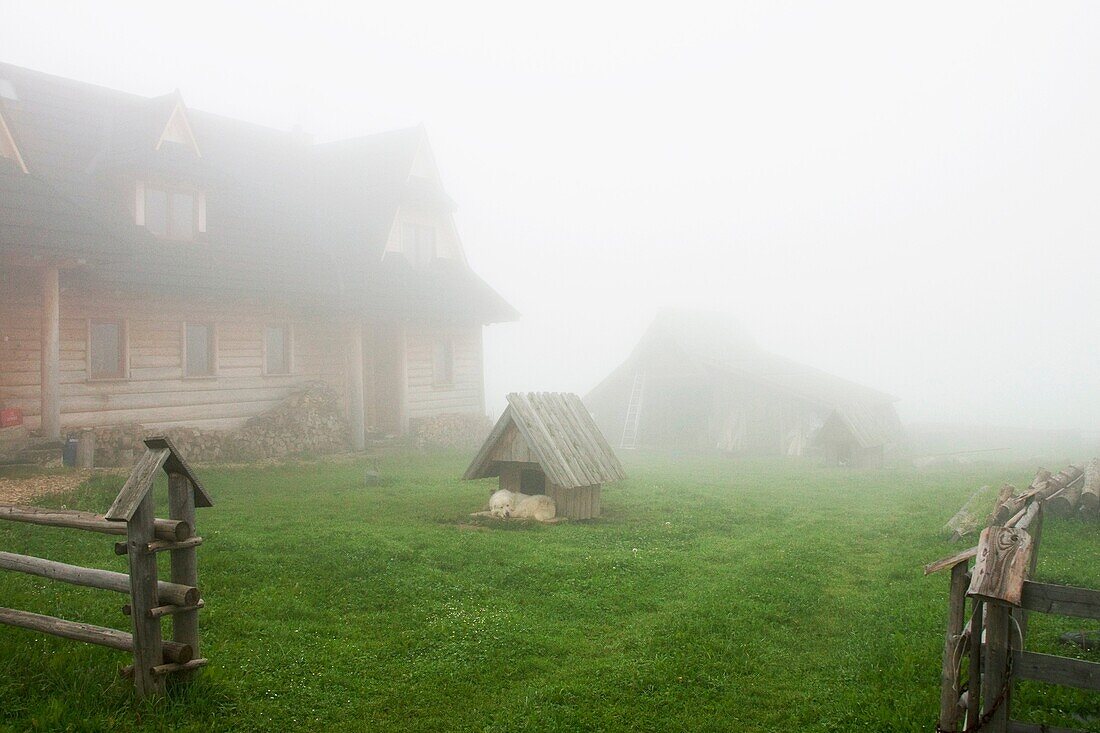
[155,93,200,157]
[0,108,28,173]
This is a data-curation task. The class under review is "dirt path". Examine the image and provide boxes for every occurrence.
[0,472,90,505]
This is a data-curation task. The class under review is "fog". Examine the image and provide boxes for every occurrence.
[5,1,1099,436]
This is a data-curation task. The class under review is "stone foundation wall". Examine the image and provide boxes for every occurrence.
[87,381,350,466]
[414,412,492,451]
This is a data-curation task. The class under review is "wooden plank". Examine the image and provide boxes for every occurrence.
[144,437,212,508]
[1008,720,1088,733]
[939,562,969,730]
[1013,651,1100,692]
[40,266,60,440]
[1020,581,1100,621]
[0,505,190,541]
[968,526,1034,606]
[126,493,165,698]
[982,603,1012,730]
[924,546,978,576]
[0,551,198,605]
[104,448,170,522]
[0,607,191,663]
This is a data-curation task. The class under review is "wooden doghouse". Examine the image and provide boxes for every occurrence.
[463,392,626,519]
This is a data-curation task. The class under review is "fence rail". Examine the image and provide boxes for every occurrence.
[0,436,212,698]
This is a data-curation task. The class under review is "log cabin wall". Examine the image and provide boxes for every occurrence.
[404,322,484,421]
[0,275,347,432]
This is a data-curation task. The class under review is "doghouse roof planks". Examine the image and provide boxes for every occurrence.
[463,392,626,490]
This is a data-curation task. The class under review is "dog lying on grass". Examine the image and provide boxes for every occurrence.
[488,489,557,521]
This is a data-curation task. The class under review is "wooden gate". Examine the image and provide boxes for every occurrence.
[928,466,1100,732]
[0,436,212,698]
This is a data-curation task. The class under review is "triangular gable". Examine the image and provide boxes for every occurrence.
[105,436,213,521]
[0,109,28,173]
[155,98,201,156]
[409,131,439,181]
[463,393,626,489]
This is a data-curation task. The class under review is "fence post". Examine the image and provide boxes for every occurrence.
[168,472,200,682]
[126,492,165,698]
[939,561,969,730]
[982,602,1011,733]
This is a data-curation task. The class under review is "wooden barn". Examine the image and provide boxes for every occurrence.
[0,62,515,448]
[463,393,625,519]
[585,311,901,465]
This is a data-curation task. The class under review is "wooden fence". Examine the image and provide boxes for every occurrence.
[0,436,212,698]
[927,466,1099,732]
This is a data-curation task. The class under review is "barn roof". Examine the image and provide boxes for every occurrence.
[464,393,626,489]
[586,310,901,448]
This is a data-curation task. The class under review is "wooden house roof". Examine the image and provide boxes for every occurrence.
[464,393,626,490]
[0,62,516,323]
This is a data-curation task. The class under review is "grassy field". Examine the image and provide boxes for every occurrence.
[0,452,1098,732]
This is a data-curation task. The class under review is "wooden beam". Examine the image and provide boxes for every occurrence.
[105,448,171,522]
[982,604,1012,730]
[938,562,969,730]
[0,551,198,606]
[0,607,191,663]
[1020,581,1100,621]
[126,492,165,697]
[1013,651,1100,692]
[924,546,978,576]
[0,505,190,542]
[1008,720,1089,733]
[346,325,366,451]
[39,266,60,440]
[114,536,203,556]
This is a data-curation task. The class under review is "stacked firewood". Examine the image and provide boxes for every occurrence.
[233,381,350,459]
[943,461,1098,540]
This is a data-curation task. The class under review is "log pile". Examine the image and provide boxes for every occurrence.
[415,412,492,451]
[945,464,1093,541]
[89,381,350,465]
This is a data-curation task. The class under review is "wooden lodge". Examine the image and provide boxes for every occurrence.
[585,310,900,465]
[463,393,626,519]
[0,62,516,449]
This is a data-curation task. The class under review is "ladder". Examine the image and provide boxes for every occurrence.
[620,371,645,450]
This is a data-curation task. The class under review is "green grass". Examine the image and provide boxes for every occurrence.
[0,452,1097,732]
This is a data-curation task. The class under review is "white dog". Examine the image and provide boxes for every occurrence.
[489,489,557,521]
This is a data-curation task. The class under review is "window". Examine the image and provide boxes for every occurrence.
[184,323,215,377]
[142,184,199,240]
[89,320,126,379]
[402,223,436,266]
[264,324,291,375]
[432,337,454,386]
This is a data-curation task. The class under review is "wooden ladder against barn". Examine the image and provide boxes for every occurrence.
[620,371,645,450]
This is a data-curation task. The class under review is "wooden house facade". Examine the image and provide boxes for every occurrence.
[463,393,626,519]
[585,311,901,465]
[0,63,515,446]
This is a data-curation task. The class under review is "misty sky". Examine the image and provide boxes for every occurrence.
[3,2,1099,432]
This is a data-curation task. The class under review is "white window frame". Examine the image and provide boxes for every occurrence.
[135,181,206,239]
